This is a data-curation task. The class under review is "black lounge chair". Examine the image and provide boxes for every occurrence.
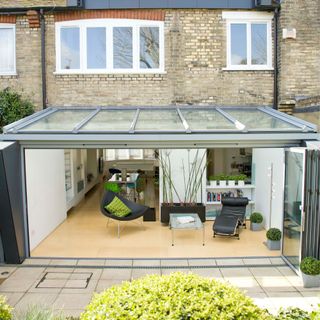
[212,197,249,239]
[100,191,149,238]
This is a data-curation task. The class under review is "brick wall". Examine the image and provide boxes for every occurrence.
[278,0,320,112]
[0,1,66,8]
[0,9,275,110]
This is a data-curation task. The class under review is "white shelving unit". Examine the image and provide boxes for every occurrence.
[205,184,255,220]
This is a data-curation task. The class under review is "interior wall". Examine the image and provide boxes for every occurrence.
[252,148,285,230]
[25,149,67,251]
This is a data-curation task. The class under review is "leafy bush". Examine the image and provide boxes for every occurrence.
[14,305,66,320]
[209,174,247,181]
[275,307,310,320]
[300,257,320,275]
[250,212,263,224]
[81,272,272,320]
[0,87,35,133]
[0,295,13,320]
[310,305,320,320]
[266,228,282,241]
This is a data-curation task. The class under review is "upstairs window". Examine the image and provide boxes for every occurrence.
[0,24,16,75]
[55,19,164,74]
[222,12,273,70]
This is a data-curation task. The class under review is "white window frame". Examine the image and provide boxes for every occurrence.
[222,12,273,71]
[55,19,165,74]
[0,24,16,75]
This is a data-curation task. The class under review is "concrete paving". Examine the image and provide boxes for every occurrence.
[0,257,319,318]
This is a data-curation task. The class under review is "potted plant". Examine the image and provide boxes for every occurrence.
[160,150,206,223]
[266,228,281,250]
[300,257,320,288]
[227,175,236,187]
[250,212,263,231]
[236,174,247,187]
[208,175,219,187]
[218,174,227,187]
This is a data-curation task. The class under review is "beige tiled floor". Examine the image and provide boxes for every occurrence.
[0,258,319,317]
[31,185,280,259]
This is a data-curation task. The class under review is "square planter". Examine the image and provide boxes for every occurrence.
[219,180,227,187]
[143,208,156,221]
[161,204,206,223]
[209,180,217,187]
[228,180,236,187]
[301,272,320,288]
[237,180,245,187]
[267,239,281,250]
[250,222,263,231]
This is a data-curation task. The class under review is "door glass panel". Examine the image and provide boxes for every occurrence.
[113,27,133,69]
[283,151,304,269]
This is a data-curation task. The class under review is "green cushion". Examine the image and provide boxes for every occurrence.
[105,196,131,217]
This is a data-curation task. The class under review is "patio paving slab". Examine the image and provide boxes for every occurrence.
[243,258,271,265]
[0,292,24,306]
[161,259,189,267]
[223,277,263,293]
[13,292,58,313]
[189,268,222,278]
[73,268,102,280]
[220,267,252,277]
[216,258,244,266]
[100,268,132,280]
[23,258,51,266]
[104,259,133,267]
[132,259,161,267]
[77,259,106,266]
[249,267,283,277]
[54,293,93,310]
[131,268,161,279]
[60,279,98,294]
[188,259,216,267]
[49,259,78,266]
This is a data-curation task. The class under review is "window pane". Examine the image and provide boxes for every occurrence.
[140,27,159,69]
[231,24,247,65]
[60,27,80,70]
[0,28,14,73]
[113,27,133,69]
[87,27,106,69]
[251,24,267,65]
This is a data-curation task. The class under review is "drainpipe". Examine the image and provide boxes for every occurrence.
[273,7,279,109]
[40,9,47,109]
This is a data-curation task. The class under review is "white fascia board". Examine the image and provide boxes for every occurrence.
[222,11,274,21]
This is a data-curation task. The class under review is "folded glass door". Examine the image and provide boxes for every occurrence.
[282,148,305,270]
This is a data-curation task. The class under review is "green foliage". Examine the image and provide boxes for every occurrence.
[0,295,12,320]
[310,305,320,320]
[103,181,122,193]
[275,307,310,320]
[209,173,247,181]
[14,305,66,320]
[250,212,263,223]
[80,272,272,320]
[0,87,35,133]
[300,257,320,276]
[266,228,282,241]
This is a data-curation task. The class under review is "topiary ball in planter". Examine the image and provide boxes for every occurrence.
[300,257,320,288]
[250,212,263,231]
[266,228,281,250]
[80,273,272,320]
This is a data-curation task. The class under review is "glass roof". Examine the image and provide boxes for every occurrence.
[3,106,317,135]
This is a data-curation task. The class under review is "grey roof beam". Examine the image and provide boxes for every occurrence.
[85,0,257,9]
[72,107,101,133]
[216,107,247,132]
[177,108,191,133]
[5,108,58,134]
[258,107,317,132]
[129,108,140,133]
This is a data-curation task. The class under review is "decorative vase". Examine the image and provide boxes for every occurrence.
[250,222,263,231]
[219,180,227,187]
[301,273,320,288]
[267,239,281,250]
